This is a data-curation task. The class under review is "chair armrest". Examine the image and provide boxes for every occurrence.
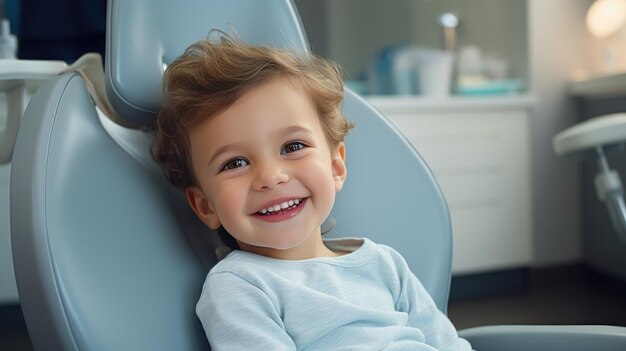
[459,325,626,351]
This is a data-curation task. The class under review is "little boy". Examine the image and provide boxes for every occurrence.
[152,34,472,350]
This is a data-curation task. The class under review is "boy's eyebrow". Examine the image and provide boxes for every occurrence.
[208,142,246,165]
[279,125,314,137]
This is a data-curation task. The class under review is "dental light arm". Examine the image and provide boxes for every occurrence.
[594,146,626,243]
[553,113,626,244]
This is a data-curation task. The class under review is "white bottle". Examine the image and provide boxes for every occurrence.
[0,19,17,59]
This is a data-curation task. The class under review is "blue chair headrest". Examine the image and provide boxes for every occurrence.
[105,0,309,127]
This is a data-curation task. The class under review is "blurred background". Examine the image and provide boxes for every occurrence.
[3,0,626,349]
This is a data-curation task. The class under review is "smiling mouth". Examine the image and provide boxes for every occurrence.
[257,198,304,216]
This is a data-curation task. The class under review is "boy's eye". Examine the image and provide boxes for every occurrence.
[221,158,249,171]
[281,142,306,155]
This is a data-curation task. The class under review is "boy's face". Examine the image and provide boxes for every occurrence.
[185,79,347,259]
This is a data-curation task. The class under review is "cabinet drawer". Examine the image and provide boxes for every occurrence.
[451,204,531,272]
[381,109,533,274]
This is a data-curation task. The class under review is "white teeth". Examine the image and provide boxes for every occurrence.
[258,198,303,214]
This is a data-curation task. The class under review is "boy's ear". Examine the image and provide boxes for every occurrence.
[185,186,222,230]
[332,142,347,192]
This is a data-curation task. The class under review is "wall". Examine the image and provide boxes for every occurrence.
[296,0,414,79]
[584,5,626,76]
[292,0,330,57]
[325,0,414,79]
[528,0,595,266]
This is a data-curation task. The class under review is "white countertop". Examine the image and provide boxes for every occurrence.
[365,94,535,113]
[569,72,626,97]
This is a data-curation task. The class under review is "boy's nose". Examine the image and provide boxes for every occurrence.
[252,163,289,191]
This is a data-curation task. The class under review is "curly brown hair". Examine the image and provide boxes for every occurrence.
[151,34,354,190]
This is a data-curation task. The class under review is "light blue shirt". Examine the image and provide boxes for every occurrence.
[196,238,472,350]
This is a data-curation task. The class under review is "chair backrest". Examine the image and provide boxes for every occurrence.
[11,1,452,350]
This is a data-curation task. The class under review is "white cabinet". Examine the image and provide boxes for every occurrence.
[368,96,534,274]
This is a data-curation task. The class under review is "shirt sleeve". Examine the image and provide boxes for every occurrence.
[196,271,297,351]
[389,248,474,351]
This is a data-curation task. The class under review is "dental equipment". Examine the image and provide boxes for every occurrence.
[553,113,626,244]
[440,12,459,52]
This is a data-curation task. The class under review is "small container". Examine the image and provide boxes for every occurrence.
[392,47,454,96]
[0,19,17,59]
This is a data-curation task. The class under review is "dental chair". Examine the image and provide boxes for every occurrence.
[10,0,626,350]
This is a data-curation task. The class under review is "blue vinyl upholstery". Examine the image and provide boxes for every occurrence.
[106,0,309,126]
